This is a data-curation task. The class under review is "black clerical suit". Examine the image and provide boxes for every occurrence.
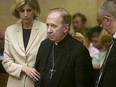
[95,38,116,87]
[35,34,94,87]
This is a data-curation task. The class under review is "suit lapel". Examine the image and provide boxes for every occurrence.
[26,20,40,52]
[101,39,116,80]
[35,39,53,87]
[16,20,41,52]
[16,22,25,51]
[41,40,53,73]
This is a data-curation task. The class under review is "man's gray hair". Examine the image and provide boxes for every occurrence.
[49,8,71,28]
[98,0,116,19]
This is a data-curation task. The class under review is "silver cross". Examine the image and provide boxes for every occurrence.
[49,68,56,79]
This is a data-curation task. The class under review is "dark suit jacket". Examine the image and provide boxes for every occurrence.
[35,34,94,87]
[97,39,116,87]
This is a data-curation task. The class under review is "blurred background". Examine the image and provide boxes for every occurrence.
[0,0,105,87]
[0,0,103,30]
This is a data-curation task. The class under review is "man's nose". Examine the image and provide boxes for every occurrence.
[47,26,52,33]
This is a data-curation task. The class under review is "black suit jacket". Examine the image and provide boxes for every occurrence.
[97,39,116,87]
[35,34,94,87]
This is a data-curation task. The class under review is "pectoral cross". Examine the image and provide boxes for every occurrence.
[49,68,56,79]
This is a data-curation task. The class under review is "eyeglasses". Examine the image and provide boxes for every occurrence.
[99,15,111,27]
[99,17,105,27]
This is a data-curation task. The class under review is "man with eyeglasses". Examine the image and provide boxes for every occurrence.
[95,0,116,87]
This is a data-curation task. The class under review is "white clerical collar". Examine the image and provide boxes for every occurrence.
[54,43,58,45]
[113,32,116,39]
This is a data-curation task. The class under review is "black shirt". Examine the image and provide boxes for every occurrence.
[42,35,67,87]
[23,29,31,50]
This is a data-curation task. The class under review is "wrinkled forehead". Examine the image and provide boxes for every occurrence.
[47,12,63,22]
[48,11,62,18]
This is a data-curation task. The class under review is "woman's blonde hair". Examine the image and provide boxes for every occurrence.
[74,32,87,47]
[11,0,40,19]
[99,30,112,48]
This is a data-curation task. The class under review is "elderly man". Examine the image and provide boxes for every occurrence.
[95,0,116,87]
[35,8,94,87]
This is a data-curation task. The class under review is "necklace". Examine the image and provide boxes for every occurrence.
[49,44,57,79]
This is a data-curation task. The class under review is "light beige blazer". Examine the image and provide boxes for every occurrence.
[2,20,47,87]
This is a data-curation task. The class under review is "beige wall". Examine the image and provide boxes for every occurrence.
[0,0,16,29]
[0,0,103,30]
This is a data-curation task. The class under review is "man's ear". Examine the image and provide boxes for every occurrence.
[104,16,112,24]
[64,24,69,33]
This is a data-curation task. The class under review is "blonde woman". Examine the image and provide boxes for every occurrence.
[73,32,88,47]
[92,30,112,69]
[2,0,47,87]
